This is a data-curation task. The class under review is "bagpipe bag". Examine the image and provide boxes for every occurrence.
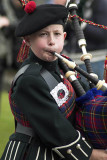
[76,88,107,149]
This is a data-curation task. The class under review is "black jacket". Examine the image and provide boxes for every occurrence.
[1,51,92,160]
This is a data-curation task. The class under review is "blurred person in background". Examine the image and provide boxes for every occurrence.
[0,0,10,102]
[0,0,25,69]
[83,0,107,52]
[77,0,107,85]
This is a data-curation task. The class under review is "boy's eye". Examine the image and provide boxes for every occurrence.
[40,33,48,36]
[55,32,61,36]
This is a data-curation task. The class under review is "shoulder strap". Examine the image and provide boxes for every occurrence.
[40,69,59,91]
[12,64,59,91]
[12,64,30,87]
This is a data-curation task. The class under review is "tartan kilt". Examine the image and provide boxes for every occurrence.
[76,92,107,149]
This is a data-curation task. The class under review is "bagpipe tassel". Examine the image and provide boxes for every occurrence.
[17,40,30,63]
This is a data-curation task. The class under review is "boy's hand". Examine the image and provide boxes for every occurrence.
[90,149,107,160]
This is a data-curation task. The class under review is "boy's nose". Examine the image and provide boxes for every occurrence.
[48,35,55,46]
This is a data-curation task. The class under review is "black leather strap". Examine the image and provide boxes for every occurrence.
[12,64,30,87]
[16,123,35,137]
[40,69,59,91]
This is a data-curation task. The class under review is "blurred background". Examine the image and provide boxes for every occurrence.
[0,0,107,157]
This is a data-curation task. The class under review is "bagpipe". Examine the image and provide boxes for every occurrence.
[51,0,107,149]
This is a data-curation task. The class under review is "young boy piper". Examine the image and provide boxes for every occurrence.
[1,1,107,160]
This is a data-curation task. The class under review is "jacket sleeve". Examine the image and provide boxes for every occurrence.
[13,73,93,159]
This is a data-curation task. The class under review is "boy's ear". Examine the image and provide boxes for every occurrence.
[23,36,31,47]
[64,32,67,40]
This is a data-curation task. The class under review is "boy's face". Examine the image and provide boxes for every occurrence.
[26,24,66,62]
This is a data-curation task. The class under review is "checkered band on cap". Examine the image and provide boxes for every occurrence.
[19,0,29,8]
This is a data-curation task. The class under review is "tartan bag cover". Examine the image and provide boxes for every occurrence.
[76,88,107,149]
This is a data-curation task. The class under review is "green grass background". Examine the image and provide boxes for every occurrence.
[0,91,14,158]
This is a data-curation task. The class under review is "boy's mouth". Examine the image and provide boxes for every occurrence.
[45,50,55,55]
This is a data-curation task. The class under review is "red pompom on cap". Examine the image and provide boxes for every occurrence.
[24,1,36,14]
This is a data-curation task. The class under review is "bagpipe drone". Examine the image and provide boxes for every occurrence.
[51,0,107,149]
